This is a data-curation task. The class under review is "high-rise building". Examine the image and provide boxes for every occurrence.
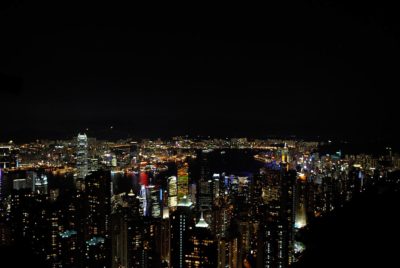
[168,176,178,209]
[0,171,12,247]
[281,143,290,164]
[0,146,17,169]
[111,189,154,268]
[197,151,213,212]
[77,133,89,179]
[125,190,145,268]
[198,179,213,211]
[84,170,111,267]
[177,164,189,203]
[111,201,129,268]
[33,173,48,195]
[160,217,170,266]
[258,167,296,268]
[295,175,308,229]
[185,213,217,267]
[148,185,162,218]
[13,178,30,191]
[170,196,193,268]
[141,217,162,267]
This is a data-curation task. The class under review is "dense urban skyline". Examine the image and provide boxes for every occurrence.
[1,136,399,267]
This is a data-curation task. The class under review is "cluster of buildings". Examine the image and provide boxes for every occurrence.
[0,135,398,267]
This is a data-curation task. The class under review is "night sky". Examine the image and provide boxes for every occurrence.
[1,1,399,142]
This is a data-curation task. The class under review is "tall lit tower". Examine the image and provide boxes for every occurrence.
[177,163,189,203]
[76,133,88,179]
[281,143,290,164]
[168,176,178,210]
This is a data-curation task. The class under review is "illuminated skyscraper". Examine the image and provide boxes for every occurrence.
[281,143,290,164]
[295,176,308,229]
[148,185,162,218]
[177,164,189,203]
[168,176,178,209]
[76,133,88,179]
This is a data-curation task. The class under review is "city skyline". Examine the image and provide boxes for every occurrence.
[1,135,399,267]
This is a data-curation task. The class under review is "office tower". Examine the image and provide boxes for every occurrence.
[23,194,49,263]
[89,158,99,173]
[13,178,30,190]
[125,190,145,268]
[0,147,10,168]
[238,219,253,260]
[33,173,48,195]
[141,217,162,267]
[197,151,213,212]
[198,179,213,211]
[185,213,217,267]
[148,185,162,218]
[295,176,307,229]
[281,143,290,164]
[111,189,148,268]
[55,189,84,268]
[77,133,89,179]
[258,167,296,268]
[130,141,139,164]
[111,171,125,195]
[219,218,242,268]
[139,184,149,216]
[0,146,17,169]
[160,217,170,266]
[177,164,189,203]
[321,176,335,214]
[170,196,194,268]
[112,188,161,267]
[212,173,221,199]
[1,170,19,245]
[188,183,197,206]
[168,176,178,209]
[48,206,61,266]
[111,194,129,268]
[84,170,111,267]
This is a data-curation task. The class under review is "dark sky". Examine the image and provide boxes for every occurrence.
[1,1,399,142]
